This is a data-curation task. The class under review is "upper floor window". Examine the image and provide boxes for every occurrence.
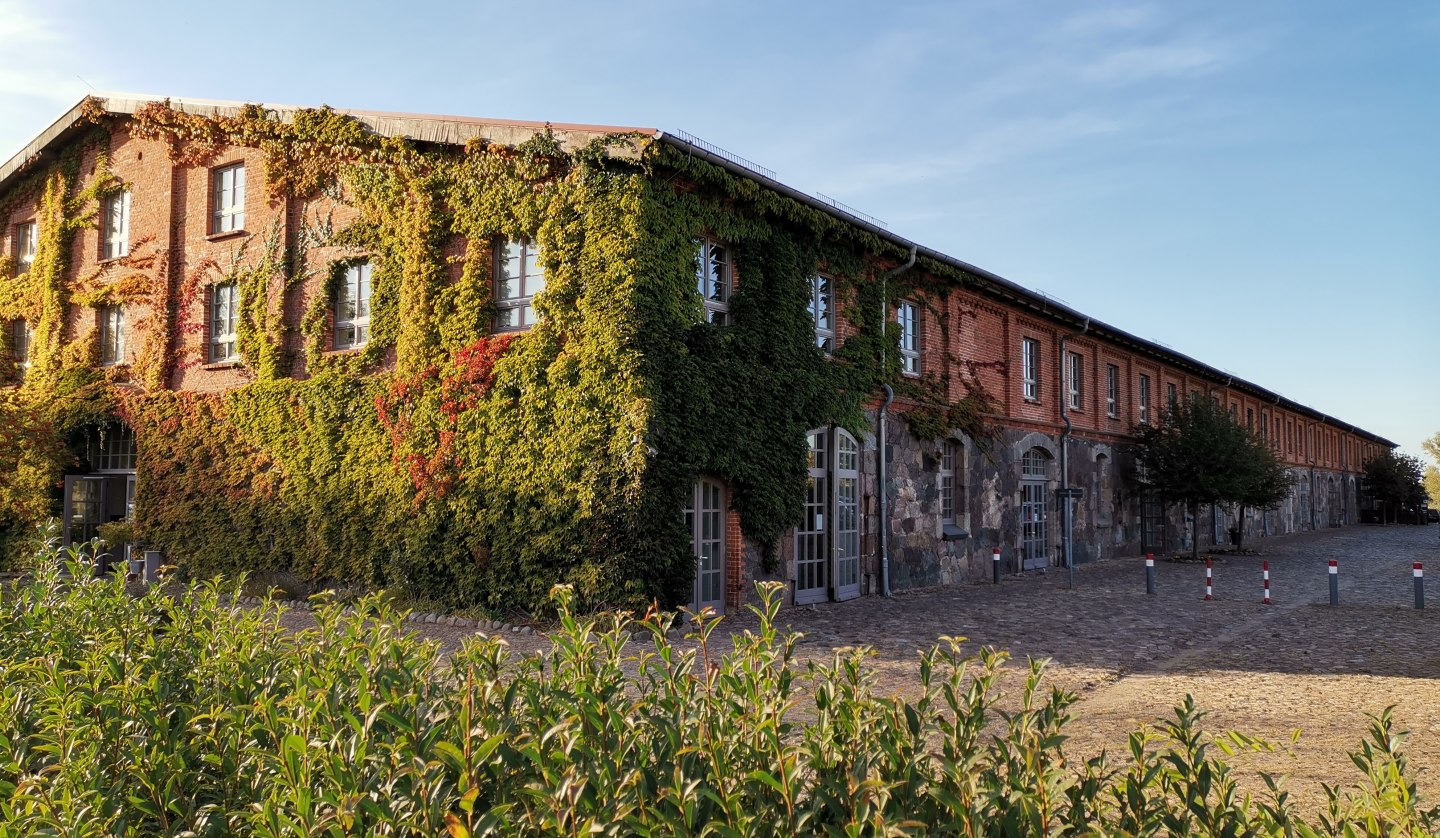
[334,262,371,350]
[15,221,36,270]
[1166,382,1177,407]
[694,237,730,325]
[1246,408,1255,431]
[99,305,126,366]
[1138,373,1151,424]
[1021,338,1039,401]
[897,300,920,376]
[103,190,131,260]
[808,275,834,353]
[211,283,239,362]
[1066,351,1083,410]
[8,319,31,376]
[494,238,545,331]
[1105,364,1119,418]
[212,164,246,234]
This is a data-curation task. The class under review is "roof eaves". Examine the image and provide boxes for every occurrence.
[653,131,1397,449]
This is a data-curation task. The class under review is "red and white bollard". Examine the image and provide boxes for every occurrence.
[1204,557,1214,601]
[1145,553,1156,596]
[1328,559,1339,606]
[1415,562,1424,609]
[993,547,1001,584]
[1262,560,1271,605]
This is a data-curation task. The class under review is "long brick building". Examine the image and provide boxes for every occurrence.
[0,94,1394,612]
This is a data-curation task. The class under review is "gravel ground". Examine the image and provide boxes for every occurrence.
[275,523,1440,813]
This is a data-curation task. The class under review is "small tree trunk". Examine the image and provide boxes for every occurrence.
[1235,504,1247,551]
[1190,500,1201,561]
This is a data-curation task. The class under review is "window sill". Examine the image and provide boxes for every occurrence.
[206,230,248,243]
[98,254,129,266]
[201,360,244,371]
[322,345,368,357]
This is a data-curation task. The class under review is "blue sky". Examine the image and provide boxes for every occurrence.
[2,0,1436,460]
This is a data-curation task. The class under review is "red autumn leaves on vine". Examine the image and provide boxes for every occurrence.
[375,335,514,504]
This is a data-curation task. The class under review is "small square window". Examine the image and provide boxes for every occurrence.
[103,191,131,260]
[809,275,834,353]
[897,300,920,376]
[99,305,126,366]
[211,283,239,362]
[334,262,371,350]
[15,221,37,270]
[212,164,246,234]
[494,238,545,331]
[694,237,730,325]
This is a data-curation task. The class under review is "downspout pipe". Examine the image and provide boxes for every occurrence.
[878,246,917,598]
[1058,317,1090,590]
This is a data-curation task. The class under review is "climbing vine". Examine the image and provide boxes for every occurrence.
[0,100,994,606]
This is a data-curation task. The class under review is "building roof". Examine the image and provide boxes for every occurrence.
[0,94,1395,448]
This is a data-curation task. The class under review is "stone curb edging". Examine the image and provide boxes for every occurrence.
[225,594,691,641]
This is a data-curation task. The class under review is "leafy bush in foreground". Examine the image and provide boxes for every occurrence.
[0,542,1436,836]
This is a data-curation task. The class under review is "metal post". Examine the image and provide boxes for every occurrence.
[1204,558,1213,601]
[1415,562,1425,609]
[992,547,1001,584]
[143,550,161,586]
[1145,553,1156,595]
[1328,559,1339,606]
[1262,560,1271,605]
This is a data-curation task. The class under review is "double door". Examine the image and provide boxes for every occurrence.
[63,474,135,562]
[795,427,861,605]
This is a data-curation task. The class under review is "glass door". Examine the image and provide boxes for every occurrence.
[833,430,860,601]
[794,429,830,605]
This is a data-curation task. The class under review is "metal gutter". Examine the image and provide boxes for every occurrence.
[652,130,1396,449]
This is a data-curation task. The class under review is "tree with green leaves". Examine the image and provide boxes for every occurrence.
[1423,433,1440,508]
[1133,394,1292,559]
[1361,449,1427,523]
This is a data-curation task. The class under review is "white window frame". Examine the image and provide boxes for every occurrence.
[210,283,239,362]
[15,221,37,270]
[1105,364,1119,418]
[1138,374,1151,424]
[1066,351,1083,411]
[694,237,731,325]
[897,300,920,376]
[493,238,545,331]
[809,274,834,353]
[1022,338,1039,401]
[333,262,371,350]
[99,305,125,366]
[103,190,131,260]
[212,164,246,234]
[939,439,959,524]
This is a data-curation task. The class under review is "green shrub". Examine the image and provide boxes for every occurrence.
[0,540,1436,836]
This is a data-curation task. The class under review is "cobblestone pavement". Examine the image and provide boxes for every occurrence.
[289,523,1440,811]
[514,524,1440,808]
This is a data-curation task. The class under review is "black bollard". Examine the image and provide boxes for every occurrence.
[1328,560,1339,606]
[1145,553,1156,596]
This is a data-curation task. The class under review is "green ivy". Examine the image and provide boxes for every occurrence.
[0,102,994,606]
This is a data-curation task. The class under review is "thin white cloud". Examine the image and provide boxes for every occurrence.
[0,0,89,104]
[1080,43,1230,85]
[1056,4,1160,37]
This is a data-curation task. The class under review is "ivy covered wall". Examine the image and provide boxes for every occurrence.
[0,101,991,611]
